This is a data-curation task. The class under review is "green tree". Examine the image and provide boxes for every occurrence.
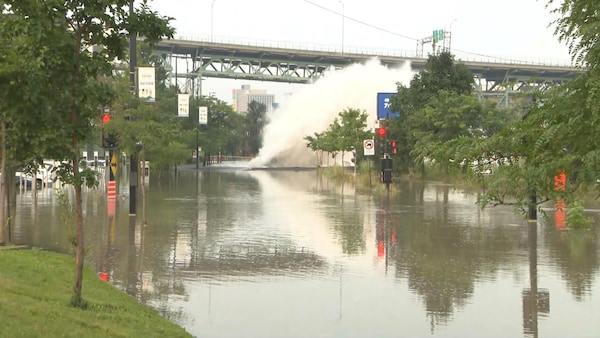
[105,78,189,176]
[548,0,600,68]
[304,108,371,169]
[0,0,173,306]
[389,52,474,175]
[473,0,600,216]
[246,101,268,155]
[199,96,241,163]
[411,91,483,181]
[337,108,371,168]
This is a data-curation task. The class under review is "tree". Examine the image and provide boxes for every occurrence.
[0,0,173,307]
[548,0,600,68]
[472,0,600,216]
[410,91,483,181]
[304,108,371,169]
[245,101,268,155]
[388,52,475,175]
[105,75,190,175]
[0,4,76,244]
[337,108,371,168]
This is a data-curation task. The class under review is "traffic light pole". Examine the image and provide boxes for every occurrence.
[128,0,137,216]
[130,153,138,215]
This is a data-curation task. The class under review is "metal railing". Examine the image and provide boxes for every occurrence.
[173,33,576,68]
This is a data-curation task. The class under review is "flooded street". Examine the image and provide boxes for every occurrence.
[11,164,600,338]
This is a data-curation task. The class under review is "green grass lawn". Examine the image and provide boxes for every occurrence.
[0,248,193,338]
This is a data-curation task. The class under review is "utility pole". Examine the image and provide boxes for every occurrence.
[129,0,138,216]
[211,0,217,42]
[339,1,345,53]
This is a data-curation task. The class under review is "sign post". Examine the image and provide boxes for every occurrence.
[197,106,208,169]
[178,94,190,117]
[363,139,375,156]
[363,139,375,188]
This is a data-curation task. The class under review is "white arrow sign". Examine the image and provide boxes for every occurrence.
[363,139,375,156]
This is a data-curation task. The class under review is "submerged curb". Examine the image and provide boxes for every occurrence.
[0,244,30,250]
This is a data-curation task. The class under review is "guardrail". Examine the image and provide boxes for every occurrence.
[173,33,576,68]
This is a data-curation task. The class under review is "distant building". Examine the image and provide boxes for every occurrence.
[232,85,275,114]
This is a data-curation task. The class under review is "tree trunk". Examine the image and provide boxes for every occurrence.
[0,119,6,245]
[71,149,85,307]
[69,32,85,307]
[444,162,449,183]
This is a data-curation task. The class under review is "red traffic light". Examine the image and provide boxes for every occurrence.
[391,140,397,148]
[101,113,111,123]
[377,127,386,138]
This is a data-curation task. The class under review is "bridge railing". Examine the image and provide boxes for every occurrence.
[174,33,575,68]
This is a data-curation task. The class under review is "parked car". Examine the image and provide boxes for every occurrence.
[15,161,56,189]
[15,176,41,190]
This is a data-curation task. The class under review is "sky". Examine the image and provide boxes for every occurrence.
[148,0,572,105]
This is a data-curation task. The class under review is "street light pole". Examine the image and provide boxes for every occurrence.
[129,0,136,94]
[211,0,217,42]
[448,19,457,52]
[339,1,344,53]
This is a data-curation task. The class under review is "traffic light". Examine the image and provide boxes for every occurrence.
[102,132,118,149]
[391,140,397,154]
[101,112,117,148]
[380,157,393,185]
[376,127,387,140]
[101,113,111,123]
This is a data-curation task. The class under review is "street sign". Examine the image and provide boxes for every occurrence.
[363,139,375,156]
[138,67,156,102]
[377,93,400,119]
[178,94,190,117]
[433,29,444,43]
[110,153,117,177]
[199,106,208,125]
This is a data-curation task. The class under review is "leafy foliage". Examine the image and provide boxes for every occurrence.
[0,0,174,306]
[548,0,600,67]
[246,101,268,154]
[305,108,371,167]
[387,51,512,176]
[566,201,594,229]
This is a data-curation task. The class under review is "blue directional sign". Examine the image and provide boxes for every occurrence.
[377,92,400,119]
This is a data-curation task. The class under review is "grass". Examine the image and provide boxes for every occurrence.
[0,248,193,338]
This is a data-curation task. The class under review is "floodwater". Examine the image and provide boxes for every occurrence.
[11,164,600,338]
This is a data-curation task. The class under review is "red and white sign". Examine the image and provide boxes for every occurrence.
[363,139,375,156]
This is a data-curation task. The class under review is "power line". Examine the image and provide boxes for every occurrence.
[302,0,542,63]
[302,0,418,42]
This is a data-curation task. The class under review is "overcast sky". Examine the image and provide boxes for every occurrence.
[149,0,572,103]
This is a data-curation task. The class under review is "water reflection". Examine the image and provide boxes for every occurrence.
[522,222,550,338]
[10,168,600,337]
[544,226,599,301]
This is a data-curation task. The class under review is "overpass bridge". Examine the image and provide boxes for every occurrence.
[152,36,584,107]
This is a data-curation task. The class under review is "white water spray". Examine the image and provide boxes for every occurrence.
[248,58,415,168]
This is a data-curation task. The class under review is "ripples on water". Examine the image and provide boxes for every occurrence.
[11,167,600,338]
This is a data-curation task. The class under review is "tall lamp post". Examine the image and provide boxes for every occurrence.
[211,0,217,42]
[339,1,345,53]
[448,19,457,52]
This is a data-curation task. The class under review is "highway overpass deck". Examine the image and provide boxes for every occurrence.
[152,37,583,84]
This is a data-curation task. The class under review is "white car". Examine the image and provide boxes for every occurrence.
[15,161,56,189]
